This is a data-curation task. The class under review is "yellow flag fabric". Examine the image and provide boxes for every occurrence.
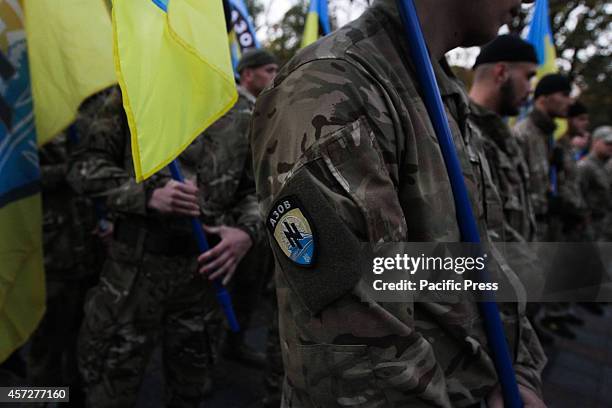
[0,196,45,362]
[301,10,319,48]
[113,0,238,181]
[0,0,45,361]
[301,0,330,48]
[24,0,116,146]
[526,0,566,137]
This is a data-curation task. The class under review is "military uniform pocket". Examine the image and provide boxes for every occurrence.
[298,343,383,407]
[108,237,143,264]
[316,117,407,242]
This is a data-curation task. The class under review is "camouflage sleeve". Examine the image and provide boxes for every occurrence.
[198,100,264,244]
[576,161,593,198]
[67,86,152,215]
[513,315,547,397]
[513,124,527,150]
[513,125,547,216]
[39,133,69,191]
[481,127,546,395]
[252,60,455,405]
[228,99,264,244]
[231,147,264,244]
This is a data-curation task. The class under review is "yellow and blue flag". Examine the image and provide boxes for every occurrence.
[301,0,331,48]
[525,0,566,137]
[526,0,557,78]
[0,0,45,362]
[228,0,260,72]
[24,0,116,145]
[112,0,238,181]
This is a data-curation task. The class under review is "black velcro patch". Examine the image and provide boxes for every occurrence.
[268,167,367,315]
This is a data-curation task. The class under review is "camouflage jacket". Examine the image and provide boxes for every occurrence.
[40,132,98,276]
[578,154,612,240]
[514,109,554,218]
[68,85,263,246]
[250,1,545,406]
[470,103,535,242]
[550,135,589,239]
[198,85,263,244]
[555,135,588,212]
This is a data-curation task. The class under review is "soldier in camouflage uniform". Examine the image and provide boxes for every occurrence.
[197,49,278,370]
[607,142,612,182]
[68,84,262,407]
[469,37,561,345]
[514,74,573,242]
[547,101,591,242]
[250,0,546,407]
[565,101,591,162]
[578,126,612,241]
[28,131,104,406]
[195,49,283,407]
[516,80,590,338]
[469,35,538,242]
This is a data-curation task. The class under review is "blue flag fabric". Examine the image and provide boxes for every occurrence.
[0,1,45,361]
[228,0,260,73]
[229,0,259,52]
[526,0,557,75]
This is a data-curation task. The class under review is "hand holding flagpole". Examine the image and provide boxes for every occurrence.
[169,160,240,333]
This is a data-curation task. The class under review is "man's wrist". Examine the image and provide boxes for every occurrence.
[235,224,256,247]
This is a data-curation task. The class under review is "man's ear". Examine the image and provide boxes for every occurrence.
[241,68,252,82]
[494,63,509,84]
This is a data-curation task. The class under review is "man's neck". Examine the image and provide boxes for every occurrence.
[531,107,557,135]
[594,151,609,163]
[533,100,553,121]
[414,0,463,59]
[469,84,499,115]
[238,83,257,100]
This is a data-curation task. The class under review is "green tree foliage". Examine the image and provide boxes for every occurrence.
[244,0,265,22]
[511,1,612,127]
[264,0,309,67]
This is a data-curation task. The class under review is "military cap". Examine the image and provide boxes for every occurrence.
[568,101,588,118]
[236,49,277,73]
[473,34,538,69]
[592,126,612,143]
[534,74,572,99]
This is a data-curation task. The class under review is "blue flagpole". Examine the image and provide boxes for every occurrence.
[169,160,240,332]
[148,0,240,333]
[394,0,523,406]
[318,0,332,35]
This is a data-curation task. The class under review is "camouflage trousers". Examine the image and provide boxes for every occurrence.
[230,240,274,332]
[77,240,218,408]
[264,295,284,405]
[28,271,96,394]
[534,217,549,242]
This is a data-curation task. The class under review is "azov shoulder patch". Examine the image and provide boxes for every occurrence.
[267,196,316,266]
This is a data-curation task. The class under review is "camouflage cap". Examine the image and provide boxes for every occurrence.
[592,126,612,143]
[236,49,277,73]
